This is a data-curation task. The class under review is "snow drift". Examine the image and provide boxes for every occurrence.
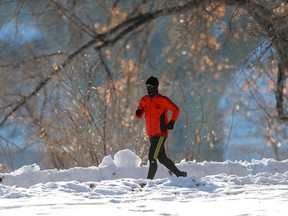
[1,149,288,188]
[1,149,288,216]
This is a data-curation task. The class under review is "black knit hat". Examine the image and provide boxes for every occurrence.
[145,76,159,87]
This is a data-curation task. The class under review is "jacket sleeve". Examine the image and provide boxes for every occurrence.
[165,97,180,122]
[135,97,145,119]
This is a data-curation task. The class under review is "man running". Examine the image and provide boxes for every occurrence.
[135,76,187,179]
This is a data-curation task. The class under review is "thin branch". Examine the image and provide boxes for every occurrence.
[0,52,66,68]
[50,0,98,38]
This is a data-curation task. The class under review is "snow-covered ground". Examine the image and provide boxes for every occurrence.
[1,149,288,216]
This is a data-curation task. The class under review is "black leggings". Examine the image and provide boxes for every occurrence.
[147,136,181,179]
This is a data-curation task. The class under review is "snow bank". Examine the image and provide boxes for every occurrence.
[1,149,288,215]
[0,149,288,188]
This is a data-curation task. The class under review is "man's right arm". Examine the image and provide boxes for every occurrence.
[135,98,145,119]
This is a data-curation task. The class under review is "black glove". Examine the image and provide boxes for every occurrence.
[166,120,175,130]
[135,109,143,117]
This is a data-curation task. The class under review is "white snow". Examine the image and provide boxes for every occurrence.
[1,149,288,215]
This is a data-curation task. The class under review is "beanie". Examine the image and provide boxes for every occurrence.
[145,76,159,87]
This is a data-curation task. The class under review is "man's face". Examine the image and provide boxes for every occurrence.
[146,84,158,98]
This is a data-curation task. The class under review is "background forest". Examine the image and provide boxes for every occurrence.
[1,0,288,171]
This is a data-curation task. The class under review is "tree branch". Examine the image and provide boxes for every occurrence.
[1,0,287,128]
[0,0,207,128]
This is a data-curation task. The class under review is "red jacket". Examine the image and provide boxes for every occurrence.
[135,94,180,138]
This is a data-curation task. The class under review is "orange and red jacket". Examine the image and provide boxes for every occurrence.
[135,94,180,138]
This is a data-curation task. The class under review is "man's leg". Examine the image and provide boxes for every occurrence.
[147,136,161,179]
[157,138,187,177]
[147,160,157,179]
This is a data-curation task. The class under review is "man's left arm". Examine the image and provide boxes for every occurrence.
[165,97,180,129]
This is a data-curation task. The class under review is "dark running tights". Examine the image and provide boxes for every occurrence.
[147,136,181,179]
